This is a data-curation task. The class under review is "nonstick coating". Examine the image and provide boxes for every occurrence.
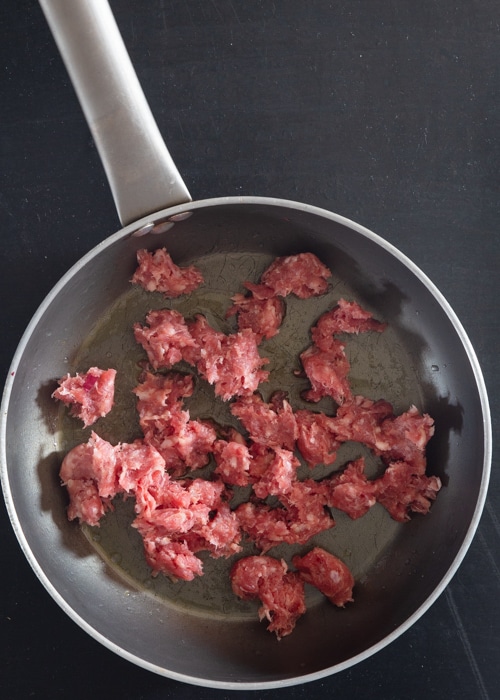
[1,197,490,689]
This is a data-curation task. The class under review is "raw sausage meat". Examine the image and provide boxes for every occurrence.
[236,478,334,553]
[59,432,121,525]
[292,547,354,607]
[374,460,442,522]
[230,555,306,639]
[131,247,203,298]
[300,341,352,405]
[230,392,298,451]
[186,315,270,400]
[330,397,434,473]
[295,409,340,468]
[300,300,386,405]
[133,309,196,370]
[133,371,216,476]
[260,252,331,298]
[311,299,387,350]
[323,457,378,519]
[213,440,253,487]
[52,367,116,427]
[226,283,284,341]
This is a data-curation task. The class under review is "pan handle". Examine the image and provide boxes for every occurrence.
[38,0,192,226]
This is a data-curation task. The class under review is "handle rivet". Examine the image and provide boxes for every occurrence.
[131,222,155,237]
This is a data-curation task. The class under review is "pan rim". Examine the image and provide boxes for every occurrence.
[0,195,492,689]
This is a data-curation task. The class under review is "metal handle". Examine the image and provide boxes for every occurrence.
[39,0,192,226]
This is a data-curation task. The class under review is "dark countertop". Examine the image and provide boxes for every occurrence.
[1,1,498,698]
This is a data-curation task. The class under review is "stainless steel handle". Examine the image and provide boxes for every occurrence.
[39,0,192,226]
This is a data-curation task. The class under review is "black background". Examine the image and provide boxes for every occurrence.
[1,1,499,698]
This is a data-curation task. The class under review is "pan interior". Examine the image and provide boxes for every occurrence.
[60,249,417,617]
[3,200,487,686]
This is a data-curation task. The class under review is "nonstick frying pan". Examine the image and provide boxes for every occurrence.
[0,0,491,690]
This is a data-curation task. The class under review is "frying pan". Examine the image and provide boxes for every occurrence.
[0,0,491,690]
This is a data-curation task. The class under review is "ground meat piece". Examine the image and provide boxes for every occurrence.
[60,443,95,486]
[213,440,252,487]
[185,503,242,559]
[323,457,378,519]
[260,253,331,298]
[132,468,170,521]
[133,370,194,414]
[330,397,434,473]
[182,314,224,367]
[82,432,120,499]
[300,341,352,404]
[133,371,216,476]
[61,434,171,525]
[133,309,196,370]
[133,476,239,579]
[242,282,276,300]
[142,503,211,535]
[282,479,333,542]
[59,432,121,525]
[136,475,220,522]
[182,477,227,510]
[60,434,119,500]
[235,502,294,552]
[247,443,277,480]
[252,448,301,500]
[142,407,216,476]
[63,478,109,528]
[390,407,435,452]
[230,556,306,639]
[169,417,217,470]
[374,461,442,522]
[292,547,354,607]
[236,480,334,553]
[116,440,167,503]
[227,283,285,341]
[136,475,223,533]
[230,393,298,451]
[213,329,270,400]
[60,441,107,525]
[377,406,435,473]
[52,367,116,427]
[311,299,386,351]
[330,395,394,445]
[220,441,301,487]
[295,409,340,468]
[131,247,203,298]
[298,299,385,404]
[186,315,270,400]
[138,532,204,581]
